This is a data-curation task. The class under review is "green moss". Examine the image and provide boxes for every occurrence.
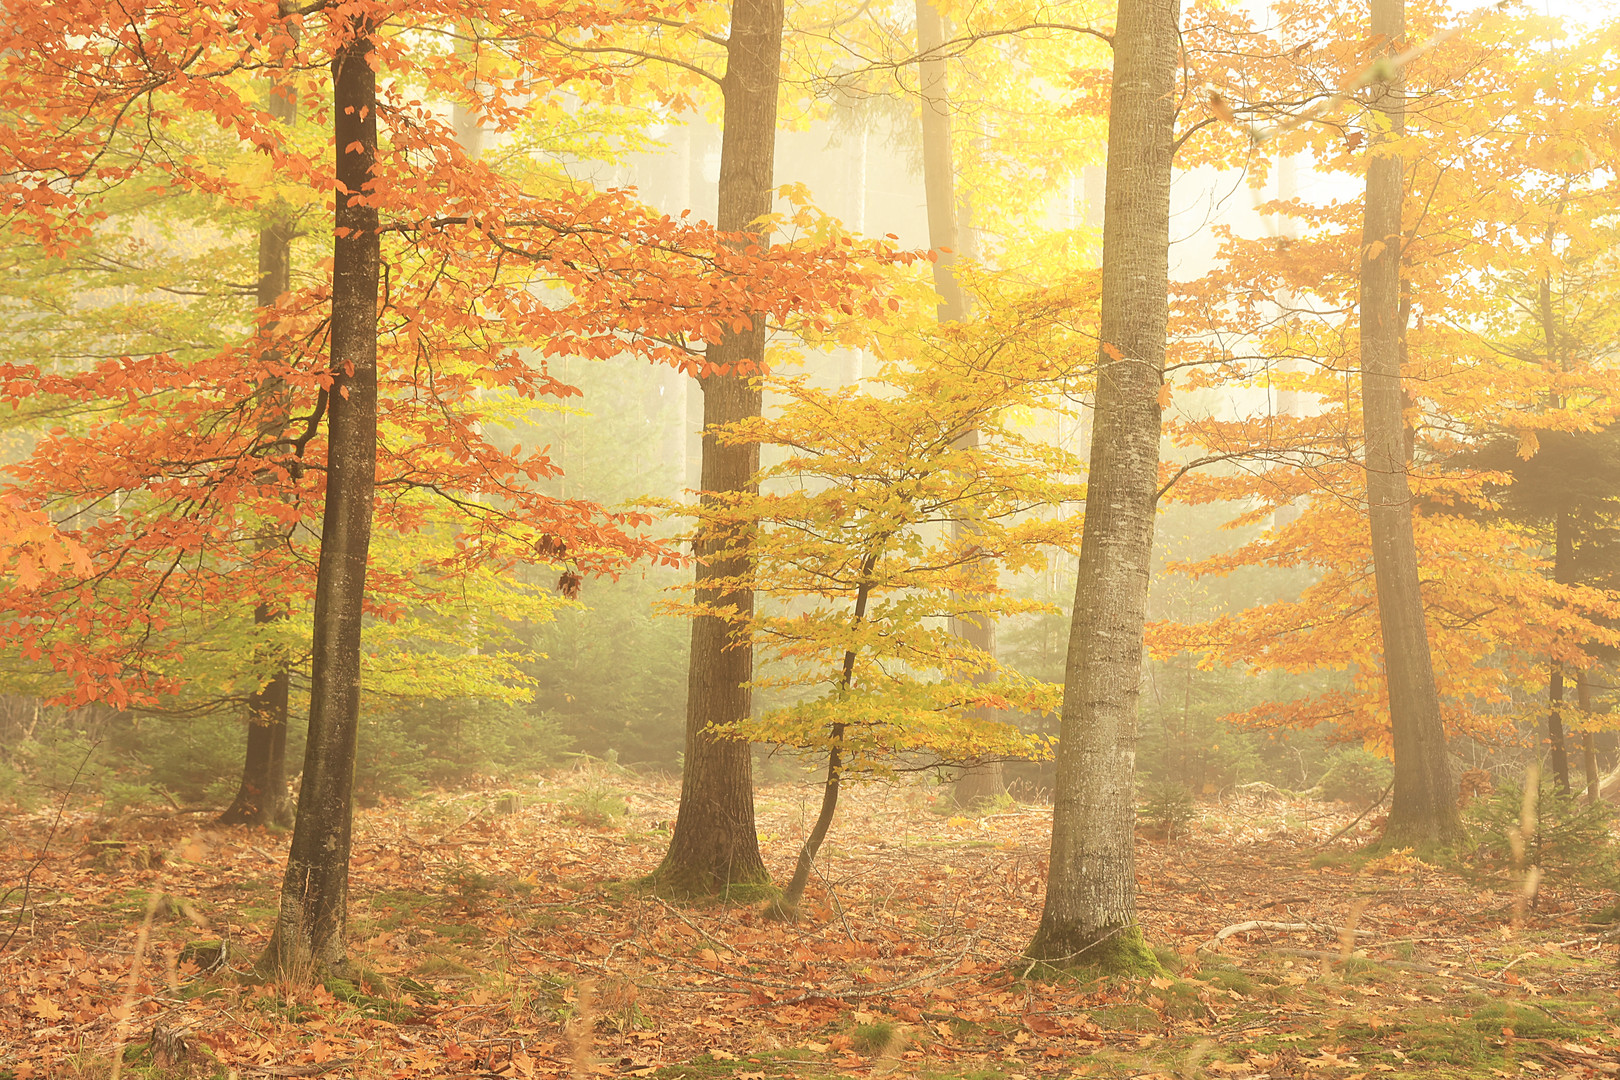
[415,952,477,977]
[1087,1003,1161,1031]
[1020,924,1165,980]
[1468,1003,1580,1040]
[852,1021,901,1054]
[1152,945,1186,973]
[1202,965,1255,995]
[633,870,780,907]
[324,972,417,1022]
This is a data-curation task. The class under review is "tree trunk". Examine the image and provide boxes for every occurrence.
[217,602,292,828]
[1361,0,1461,847]
[773,561,878,917]
[916,0,968,328]
[1026,0,1178,971]
[648,0,781,898]
[774,725,844,917]
[220,58,297,830]
[1547,510,1573,793]
[916,0,1003,809]
[260,17,379,976]
[1577,670,1600,805]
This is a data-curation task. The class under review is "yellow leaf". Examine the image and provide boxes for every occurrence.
[30,993,64,1020]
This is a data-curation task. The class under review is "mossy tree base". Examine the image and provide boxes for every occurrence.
[637,865,778,906]
[1020,924,1164,980]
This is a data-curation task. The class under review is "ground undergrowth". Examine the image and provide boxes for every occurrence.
[2,772,1617,1079]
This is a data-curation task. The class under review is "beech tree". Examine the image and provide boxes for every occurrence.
[0,0,900,971]
[1147,4,1620,819]
[1357,0,1460,845]
[1025,0,1180,969]
[675,296,1090,917]
[220,5,301,831]
[644,0,785,899]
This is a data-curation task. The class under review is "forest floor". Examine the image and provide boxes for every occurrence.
[2,766,1618,1080]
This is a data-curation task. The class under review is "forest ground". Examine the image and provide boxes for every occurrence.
[2,767,1618,1080]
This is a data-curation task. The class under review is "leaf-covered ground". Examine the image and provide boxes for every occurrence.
[2,769,1618,1080]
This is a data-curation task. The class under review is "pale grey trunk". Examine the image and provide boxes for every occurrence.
[916,0,1002,807]
[261,17,379,974]
[1360,0,1461,847]
[651,0,781,896]
[1027,0,1178,963]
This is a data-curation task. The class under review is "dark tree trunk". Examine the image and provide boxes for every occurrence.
[1362,0,1461,847]
[649,0,781,898]
[260,17,378,975]
[916,0,1003,809]
[217,603,292,828]
[773,560,877,917]
[220,62,297,829]
[1026,0,1178,970]
[775,722,843,916]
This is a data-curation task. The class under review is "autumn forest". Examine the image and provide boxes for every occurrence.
[2,0,1620,1078]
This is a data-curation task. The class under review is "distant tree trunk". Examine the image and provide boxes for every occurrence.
[916,0,1002,808]
[649,0,780,898]
[1577,670,1599,805]
[260,17,379,975]
[1547,509,1573,793]
[1026,0,1178,970]
[916,0,968,328]
[220,61,297,829]
[217,605,292,828]
[1361,0,1461,847]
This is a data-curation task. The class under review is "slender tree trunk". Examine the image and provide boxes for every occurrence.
[774,725,844,916]
[916,0,1002,808]
[261,17,379,975]
[774,560,877,917]
[1578,670,1600,805]
[221,60,297,828]
[1548,510,1574,793]
[1361,0,1461,847]
[649,0,781,898]
[218,602,292,828]
[1026,0,1178,970]
[916,0,967,328]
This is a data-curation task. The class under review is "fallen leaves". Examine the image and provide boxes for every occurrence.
[2,774,1619,1080]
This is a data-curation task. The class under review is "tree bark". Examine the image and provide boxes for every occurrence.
[1577,670,1600,805]
[773,558,878,917]
[916,0,1003,808]
[916,0,967,328]
[217,602,292,828]
[1361,0,1461,847]
[1026,0,1178,970]
[260,17,378,975]
[649,0,781,898]
[220,60,297,830]
[1547,509,1573,793]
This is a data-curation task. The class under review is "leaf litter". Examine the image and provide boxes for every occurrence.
[2,772,1617,1079]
